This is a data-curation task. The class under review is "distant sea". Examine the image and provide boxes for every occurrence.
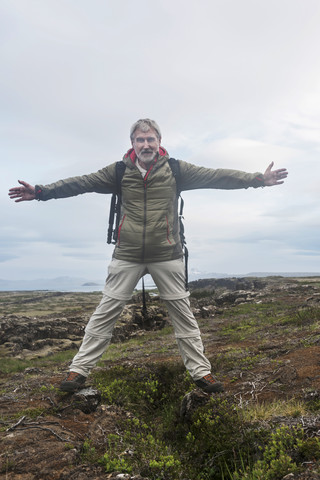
[0,272,319,292]
[0,275,157,292]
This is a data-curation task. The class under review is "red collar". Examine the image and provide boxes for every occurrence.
[125,146,167,164]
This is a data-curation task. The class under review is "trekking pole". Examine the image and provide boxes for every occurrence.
[142,277,148,320]
[107,194,117,244]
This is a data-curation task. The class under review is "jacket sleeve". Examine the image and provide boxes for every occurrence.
[35,163,118,201]
[177,160,265,191]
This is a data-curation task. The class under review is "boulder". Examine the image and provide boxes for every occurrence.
[72,387,102,414]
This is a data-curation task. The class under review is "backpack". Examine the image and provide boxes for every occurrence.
[107,158,189,290]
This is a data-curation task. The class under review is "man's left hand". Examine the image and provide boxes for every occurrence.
[263,162,288,186]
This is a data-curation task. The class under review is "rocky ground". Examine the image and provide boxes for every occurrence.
[1,276,320,479]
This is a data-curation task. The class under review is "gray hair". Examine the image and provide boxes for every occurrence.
[130,118,162,142]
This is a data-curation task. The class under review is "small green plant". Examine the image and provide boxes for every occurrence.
[148,454,181,478]
[285,306,320,327]
[99,453,132,474]
[14,407,46,419]
[40,384,59,393]
[81,439,99,464]
[173,395,263,479]
[93,364,186,414]
[305,392,320,412]
[231,426,320,480]
[96,421,181,479]
[64,442,75,450]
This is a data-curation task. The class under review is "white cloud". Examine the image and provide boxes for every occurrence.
[1,0,320,282]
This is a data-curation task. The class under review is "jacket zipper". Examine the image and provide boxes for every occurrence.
[141,186,147,262]
[141,162,155,262]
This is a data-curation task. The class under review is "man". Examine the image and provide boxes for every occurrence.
[8,119,288,393]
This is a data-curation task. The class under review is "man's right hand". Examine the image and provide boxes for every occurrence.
[8,180,36,202]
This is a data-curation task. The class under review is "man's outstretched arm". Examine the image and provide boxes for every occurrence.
[8,180,36,202]
[177,159,288,191]
[9,165,118,203]
[263,162,288,186]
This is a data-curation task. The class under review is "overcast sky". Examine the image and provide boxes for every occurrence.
[1,0,320,283]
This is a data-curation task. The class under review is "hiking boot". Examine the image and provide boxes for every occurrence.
[195,374,224,393]
[59,372,86,392]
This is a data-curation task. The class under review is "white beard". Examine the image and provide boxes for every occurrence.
[137,150,157,165]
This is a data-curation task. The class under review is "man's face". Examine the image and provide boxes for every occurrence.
[132,128,160,165]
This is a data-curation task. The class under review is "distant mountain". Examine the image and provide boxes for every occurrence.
[0,272,319,292]
[188,271,320,281]
[0,276,104,291]
[237,272,320,278]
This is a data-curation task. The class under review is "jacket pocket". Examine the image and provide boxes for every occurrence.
[166,216,172,244]
[117,215,126,245]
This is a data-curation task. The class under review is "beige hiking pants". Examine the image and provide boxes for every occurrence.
[70,258,211,380]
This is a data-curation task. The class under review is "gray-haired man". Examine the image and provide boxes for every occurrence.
[9,119,288,393]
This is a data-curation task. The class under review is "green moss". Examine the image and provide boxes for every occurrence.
[13,407,46,419]
[213,347,264,373]
[0,350,77,374]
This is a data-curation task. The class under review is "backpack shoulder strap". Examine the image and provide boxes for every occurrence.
[168,158,189,290]
[168,157,181,196]
[107,161,126,244]
[115,161,126,194]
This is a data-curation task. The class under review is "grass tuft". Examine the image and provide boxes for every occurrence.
[0,350,77,374]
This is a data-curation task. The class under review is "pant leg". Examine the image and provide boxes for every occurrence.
[148,259,212,380]
[164,298,211,380]
[70,296,126,377]
[70,259,147,377]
